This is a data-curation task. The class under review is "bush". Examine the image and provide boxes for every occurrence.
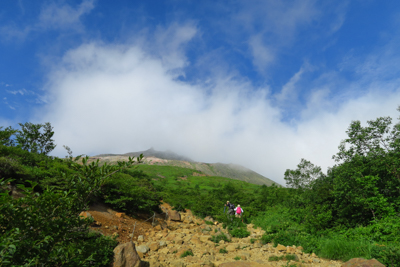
[211,233,229,243]
[371,244,400,267]
[0,180,117,266]
[318,237,373,261]
[230,228,250,238]
[101,172,161,214]
[180,250,194,258]
[219,248,228,254]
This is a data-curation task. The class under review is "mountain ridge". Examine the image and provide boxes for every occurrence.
[94,148,279,186]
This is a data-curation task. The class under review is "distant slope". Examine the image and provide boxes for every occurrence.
[96,148,193,162]
[94,148,279,186]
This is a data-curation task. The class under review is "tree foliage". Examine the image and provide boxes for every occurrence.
[284,159,323,190]
[15,122,56,155]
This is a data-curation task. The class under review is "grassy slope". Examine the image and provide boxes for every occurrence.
[141,159,278,186]
[92,149,278,186]
[135,164,260,192]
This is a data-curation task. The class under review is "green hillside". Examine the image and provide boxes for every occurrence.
[93,149,279,186]
[134,164,260,192]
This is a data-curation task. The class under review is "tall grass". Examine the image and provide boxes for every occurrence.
[318,237,373,261]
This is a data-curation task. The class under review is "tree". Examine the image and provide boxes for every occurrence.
[331,108,400,225]
[0,126,17,146]
[284,159,323,189]
[15,122,56,155]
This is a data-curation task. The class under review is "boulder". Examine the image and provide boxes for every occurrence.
[169,210,181,221]
[115,212,124,218]
[149,242,160,251]
[276,244,286,251]
[113,241,141,267]
[200,235,212,242]
[204,216,214,222]
[136,245,150,254]
[342,258,385,267]
[226,244,238,252]
[219,262,265,267]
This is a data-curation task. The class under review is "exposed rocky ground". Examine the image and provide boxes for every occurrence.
[86,203,353,267]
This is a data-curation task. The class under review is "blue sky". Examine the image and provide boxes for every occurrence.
[1,0,400,185]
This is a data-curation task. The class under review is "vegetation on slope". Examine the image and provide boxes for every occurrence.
[2,107,400,266]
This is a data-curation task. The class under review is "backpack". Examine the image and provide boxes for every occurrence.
[236,207,242,214]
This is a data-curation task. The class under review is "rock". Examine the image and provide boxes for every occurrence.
[169,210,181,221]
[204,216,214,222]
[113,241,141,267]
[286,246,296,253]
[253,241,262,248]
[136,245,150,254]
[200,235,212,242]
[115,212,124,218]
[171,260,185,267]
[342,258,386,267]
[149,242,160,251]
[313,259,321,263]
[158,247,169,254]
[159,241,167,247]
[276,244,286,251]
[226,244,238,252]
[138,235,144,242]
[219,262,264,267]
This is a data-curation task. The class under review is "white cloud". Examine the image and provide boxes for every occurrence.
[1,0,95,41]
[38,0,95,31]
[248,35,275,72]
[35,24,400,186]
[6,89,29,95]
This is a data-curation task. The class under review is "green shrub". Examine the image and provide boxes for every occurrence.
[205,220,214,225]
[180,250,194,258]
[230,228,250,238]
[285,254,298,261]
[234,256,241,260]
[0,180,117,266]
[269,255,284,261]
[371,244,400,267]
[101,172,161,214]
[219,248,228,254]
[318,237,373,261]
[211,233,229,243]
[261,234,275,244]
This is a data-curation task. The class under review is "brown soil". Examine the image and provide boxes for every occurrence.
[88,203,171,244]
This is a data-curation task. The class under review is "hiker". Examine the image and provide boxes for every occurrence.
[224,201,234,214]
[234,204,243,218]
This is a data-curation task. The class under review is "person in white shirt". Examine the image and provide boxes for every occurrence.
[234,204,243,218]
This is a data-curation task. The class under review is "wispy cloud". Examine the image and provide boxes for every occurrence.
[38,0,95,31]
[0,0,95,41]
[6,89,32,95]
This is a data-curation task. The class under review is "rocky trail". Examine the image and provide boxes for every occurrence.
[84,203,383,267]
